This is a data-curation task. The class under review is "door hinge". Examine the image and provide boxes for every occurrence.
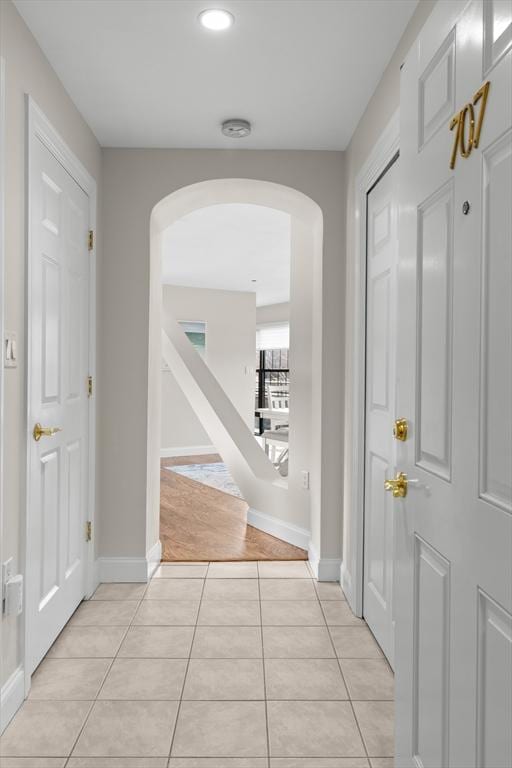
[87,375,93,397]
[88,230,94,251]
[85,521,92,542]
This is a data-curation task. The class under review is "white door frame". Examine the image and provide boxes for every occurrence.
[0,55,6,709]
[343,109,400,616]
[24,97,97,692]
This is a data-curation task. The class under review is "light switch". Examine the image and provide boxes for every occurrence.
[4,575,23,616]
[4,332,17,368]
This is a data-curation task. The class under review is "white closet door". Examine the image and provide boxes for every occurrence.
[363,158,399,667]
[27,136,90,675]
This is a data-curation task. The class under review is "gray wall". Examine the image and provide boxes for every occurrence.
[256,302,290,325]
[161,285,256,452]
[100,149,345,561]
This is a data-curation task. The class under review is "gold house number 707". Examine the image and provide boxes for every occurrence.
[449,81,490,169]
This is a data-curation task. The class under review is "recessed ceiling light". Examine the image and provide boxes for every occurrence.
[198,9,234,31]
[251,279,257,283]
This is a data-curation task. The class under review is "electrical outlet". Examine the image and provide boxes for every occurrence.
[301,470,310,490]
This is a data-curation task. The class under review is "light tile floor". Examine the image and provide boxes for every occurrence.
[0,560,394,768]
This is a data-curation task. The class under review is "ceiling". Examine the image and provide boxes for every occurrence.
[162,204,290,307]
[14,0,418,150]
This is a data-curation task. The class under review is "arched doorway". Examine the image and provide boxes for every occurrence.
[148,179,323,565]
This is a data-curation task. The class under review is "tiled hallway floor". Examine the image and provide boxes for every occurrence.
[1,561,394,768]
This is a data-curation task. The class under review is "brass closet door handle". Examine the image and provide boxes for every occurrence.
[384,472,408,498]
[33,423,62,442]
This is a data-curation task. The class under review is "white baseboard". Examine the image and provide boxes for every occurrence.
[160,445,216,458]
[96,541,162,583]
[1,666,24,733]
[308,542,320,578]
[340,560,362,616]
[97,557,148,582]
[308,542,342,582]
[318,558,342,581]
[340,560,353,606]
[146,539,162,580]
[88,560,101,597]
[247,507,310,551]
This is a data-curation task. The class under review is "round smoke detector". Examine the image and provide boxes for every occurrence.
[221,119,251,138]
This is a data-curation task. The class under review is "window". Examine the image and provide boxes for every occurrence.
[254,347,290,435]
[179,321,206,357]
[255,322,289,351]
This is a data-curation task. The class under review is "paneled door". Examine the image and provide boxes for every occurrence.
[395,1,511,766]
[26,132,90,675]
[363,157,399,667]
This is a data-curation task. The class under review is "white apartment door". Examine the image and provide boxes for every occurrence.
[363,157,399,667]
[394,1,512,766]
[27,134,91,675]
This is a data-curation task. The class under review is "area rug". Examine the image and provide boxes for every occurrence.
[165,462,243,499]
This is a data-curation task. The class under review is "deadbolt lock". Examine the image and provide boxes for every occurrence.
[393,418,408,441]
[384,472,408,498]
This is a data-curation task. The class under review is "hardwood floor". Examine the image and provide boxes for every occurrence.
[160,454,307,561]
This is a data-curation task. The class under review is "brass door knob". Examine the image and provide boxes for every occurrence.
[393,418,408,441]
[384,472,408,498]
[33,423,62,442]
